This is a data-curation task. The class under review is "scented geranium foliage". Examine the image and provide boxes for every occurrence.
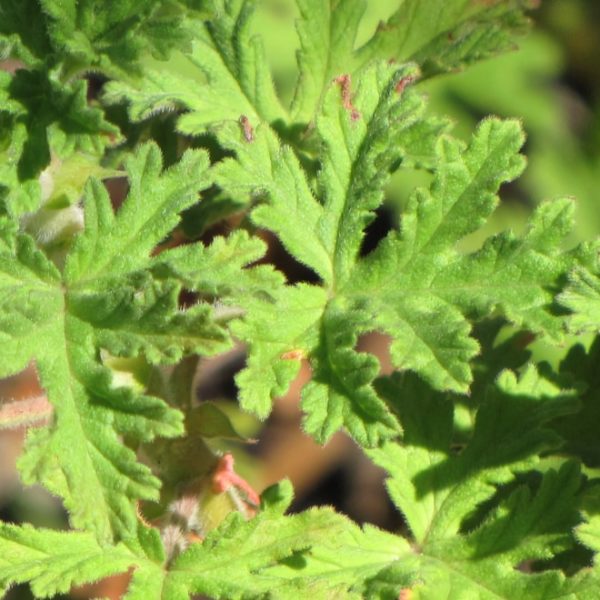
[0,0,599,598]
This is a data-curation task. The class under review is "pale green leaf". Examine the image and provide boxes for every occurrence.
[0,144,240,542]
[363,367,589,598]
[302,304,401,446]
[356,0,535,78]
[0,524,135,598]
[369,366,576,543]
[105,0,285,130]
[290,0,366,122]
[65,144,210,283]
[154,230,284,298]
[233,284,327,418]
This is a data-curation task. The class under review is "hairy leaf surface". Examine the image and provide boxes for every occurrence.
[361,367,592,598]
[0,0,209,76]
[104,2,572,444]
[0,143,233,543]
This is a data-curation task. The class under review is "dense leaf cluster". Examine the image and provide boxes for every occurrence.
[1,0,599,598]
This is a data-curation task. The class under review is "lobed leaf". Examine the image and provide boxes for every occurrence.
[559,241,600,334]
[232,284,327,419]
[0,143,236,543]
[105,0,285,131]
[301,304,401,445]
[363,366,591,598]
[1,0,210,77]
[65,144,210,283]
[153,230,283,298]
[356,0,536,78]
[0,524,135,598]
[341,120,573,393]
[221,61,575,445]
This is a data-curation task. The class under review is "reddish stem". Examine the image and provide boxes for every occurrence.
[0,395,52,428]
[395,75,416,95]
[334,74,361,121]
[212,453,260,506]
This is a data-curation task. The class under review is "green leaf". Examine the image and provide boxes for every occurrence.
[228,66,574,445]
[0,524,135,598]
[365,467,599,599]
[290,0,366,123]
[186,403,249,441]
[289,0,534,124]
[123,481,364,600]
[153,229,283,298]
[1,0,210,76]
[69,275,228,364]
[233,284,328,419]
[430,199,576,338]
[219,121,332,280]
[2,3,594,599]
[261,522,413,599]
[65,144,209,282]
[0,65,117,240]
[109,0,534,132]
[356,0,536,78]
[0,69,117,182]
[306,62,425,285]
[559,242,600,334]
[302,304,401,445]
[364,367,590,598]
[551,338,600,468]
[0,143,235,542]
[370,365,577,543]
[290,0,534,122]
[0,235,62,376]
[576,485,600,560]
[166,480,353,599]
[230,64,448,439]
[342,120,574,392]
[15,313,172,542]
[105,0,285,130]
[0,0,53,67]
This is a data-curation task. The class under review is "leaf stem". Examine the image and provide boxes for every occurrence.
[0,395,52,429]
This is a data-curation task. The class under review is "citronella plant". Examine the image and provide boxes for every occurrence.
[1,0,600,598]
